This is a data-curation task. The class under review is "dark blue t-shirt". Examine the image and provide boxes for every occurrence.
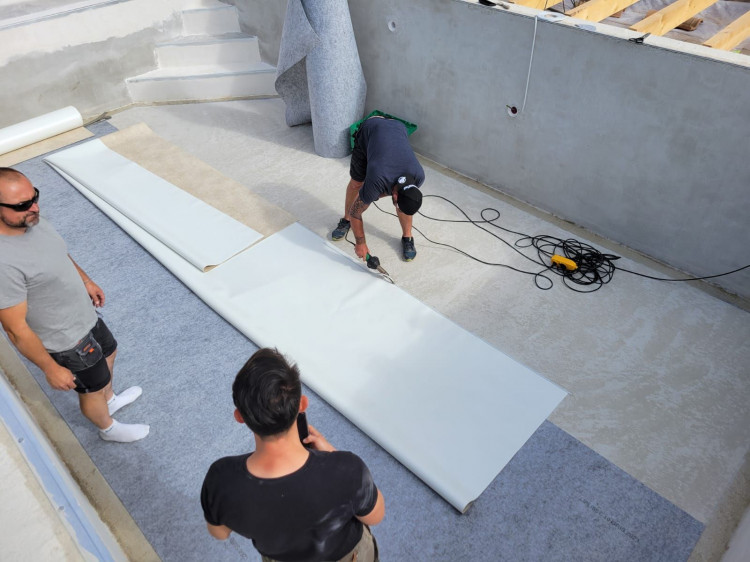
[201,449,378,562]
[356,118,425,204]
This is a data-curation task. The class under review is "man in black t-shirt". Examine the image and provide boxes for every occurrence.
[201,348,385,562]
[331,116,425,262]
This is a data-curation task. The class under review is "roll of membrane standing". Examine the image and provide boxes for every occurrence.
[0,107,83,156]
[275,0,366,158]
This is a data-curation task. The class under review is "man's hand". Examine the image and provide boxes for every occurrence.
[304,424,336,452]
[84,280,105,307]
[355,241,369,260]
[45,363,77,391]
[1,302,76,391]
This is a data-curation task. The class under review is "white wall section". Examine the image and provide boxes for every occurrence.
[0,106,82,155]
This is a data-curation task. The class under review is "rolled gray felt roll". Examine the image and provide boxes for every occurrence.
[275,0,366,158]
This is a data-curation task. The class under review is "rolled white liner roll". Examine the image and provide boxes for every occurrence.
[47,149,567,511]
[0,107,83,156]
[46,140,262,271]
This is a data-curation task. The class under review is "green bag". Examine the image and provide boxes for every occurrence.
[349,110,418,149]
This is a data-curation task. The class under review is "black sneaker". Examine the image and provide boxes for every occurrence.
[332,218,350,241]
[402,237,416,261]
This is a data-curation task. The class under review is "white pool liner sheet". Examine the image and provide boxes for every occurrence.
[45,151,567,512]
[97,123,296,238]
[46,140,262,271]
[0,106,84,156]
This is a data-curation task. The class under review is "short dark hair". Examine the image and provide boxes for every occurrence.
[232,348,301,437]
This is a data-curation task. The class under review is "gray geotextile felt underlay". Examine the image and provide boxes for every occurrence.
[11,121,702,561]
[275,0,366,158]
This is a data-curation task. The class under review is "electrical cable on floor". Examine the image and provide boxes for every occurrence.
[368,194,750,293]
[368,197,556,289]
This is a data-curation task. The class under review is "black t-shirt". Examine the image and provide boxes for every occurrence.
[201,450,378,562]
[357,118,425,204]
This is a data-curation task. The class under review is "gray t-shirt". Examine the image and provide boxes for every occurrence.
[0,217,97,352]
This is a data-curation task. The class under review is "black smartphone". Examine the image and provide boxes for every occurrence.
[297,412,310,446]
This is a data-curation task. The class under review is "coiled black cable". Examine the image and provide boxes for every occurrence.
[370,194,749,292]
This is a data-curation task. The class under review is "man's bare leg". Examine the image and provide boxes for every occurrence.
[333,179,364,241]
[396,208,413,238]
[102,349,116,402]
[102,349,143,416]
[397,208,416,261]
[344,179,364,221]
[79,389,113,429]
[79,362,149,442]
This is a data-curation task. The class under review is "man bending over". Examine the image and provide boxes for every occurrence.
[331,115,425,262]
[201,347,385,561]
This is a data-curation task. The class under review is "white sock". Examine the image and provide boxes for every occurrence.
[107,386,143,416]
[99,419,150,443]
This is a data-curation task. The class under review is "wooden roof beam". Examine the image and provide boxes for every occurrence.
[512,0,559,10]
[630,0,719,36]
[703,10,750,50]
[567,0,641,22]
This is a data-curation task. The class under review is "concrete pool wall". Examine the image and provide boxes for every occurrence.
[1,0,748,299]
[233,0,750,301]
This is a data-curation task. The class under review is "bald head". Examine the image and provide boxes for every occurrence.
[0,168,40,233]
[0,167,27,188]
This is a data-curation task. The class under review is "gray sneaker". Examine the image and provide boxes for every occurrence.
[332,218,350,241]
[402,237,416,261]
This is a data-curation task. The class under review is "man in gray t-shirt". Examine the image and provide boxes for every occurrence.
[0,168,148,443]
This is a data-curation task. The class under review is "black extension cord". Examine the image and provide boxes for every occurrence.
[370,195,749,293]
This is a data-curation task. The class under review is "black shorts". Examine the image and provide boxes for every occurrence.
[349,131,367,182]
[49,318,117,394]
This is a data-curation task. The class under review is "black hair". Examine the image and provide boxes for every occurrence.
[232,348,301,437]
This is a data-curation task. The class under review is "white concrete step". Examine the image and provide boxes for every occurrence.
[182,5,240,36]
[156,33,261,67]
[126,62,277,103]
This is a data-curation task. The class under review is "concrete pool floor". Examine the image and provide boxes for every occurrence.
[1,97,748,560]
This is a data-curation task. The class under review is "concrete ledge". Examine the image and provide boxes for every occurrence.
[0,336,159,562]
[459,0,750,69]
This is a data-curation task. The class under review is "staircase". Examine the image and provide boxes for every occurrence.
[126,1,276,103]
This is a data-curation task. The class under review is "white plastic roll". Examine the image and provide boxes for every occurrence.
[0,107,83,156]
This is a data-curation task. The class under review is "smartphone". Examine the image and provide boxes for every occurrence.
[297,412,310,446]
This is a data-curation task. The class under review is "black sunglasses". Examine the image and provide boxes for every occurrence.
[0,187,40,212]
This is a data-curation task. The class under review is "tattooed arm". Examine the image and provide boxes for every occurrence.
[349,195,370,260]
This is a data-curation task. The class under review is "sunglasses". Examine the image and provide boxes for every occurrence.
[0,187,39,212]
